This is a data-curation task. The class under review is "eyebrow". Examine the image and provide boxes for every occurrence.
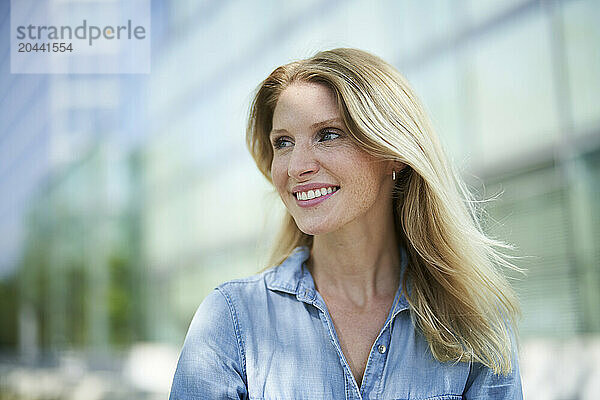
[269,117,344,139]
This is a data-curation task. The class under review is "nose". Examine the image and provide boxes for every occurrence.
[287,143,319,180]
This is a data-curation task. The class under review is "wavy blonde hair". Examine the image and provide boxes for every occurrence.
[246,48,520,375]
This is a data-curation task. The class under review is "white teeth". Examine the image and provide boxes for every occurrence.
[295,186,338,201]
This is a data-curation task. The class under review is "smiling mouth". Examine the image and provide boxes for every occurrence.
[293,186,339,201]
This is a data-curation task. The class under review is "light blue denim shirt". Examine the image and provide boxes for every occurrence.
[170,246,522,399]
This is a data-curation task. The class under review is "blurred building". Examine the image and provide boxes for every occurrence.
[0,0,599,399]
[0,0,149,357]
[18,143,145,355]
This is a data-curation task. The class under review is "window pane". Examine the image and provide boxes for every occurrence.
[470,11,560,167]
[562,0,600,133]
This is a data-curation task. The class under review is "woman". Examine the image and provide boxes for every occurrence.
[170,48,522,399]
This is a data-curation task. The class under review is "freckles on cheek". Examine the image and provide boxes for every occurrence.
[348,166,383,208]
[271,160,287,193]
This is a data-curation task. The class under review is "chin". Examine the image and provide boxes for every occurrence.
[294,217,338,236]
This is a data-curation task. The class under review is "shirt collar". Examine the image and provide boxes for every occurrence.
[265,246,312,296]
[265,244,410,314]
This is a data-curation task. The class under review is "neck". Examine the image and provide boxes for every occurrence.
[308,217,401,308]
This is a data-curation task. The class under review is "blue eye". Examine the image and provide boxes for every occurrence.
[319,129,341,141]
[273,137,293,149]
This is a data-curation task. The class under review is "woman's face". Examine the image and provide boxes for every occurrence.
[269,82,396,236]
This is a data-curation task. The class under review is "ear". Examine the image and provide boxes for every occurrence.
[387,160,406,180]
[390,161,406,175]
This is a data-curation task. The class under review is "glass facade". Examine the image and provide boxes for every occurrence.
[0,0,599,398]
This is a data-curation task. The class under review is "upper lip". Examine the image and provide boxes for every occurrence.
[291,182,339,194]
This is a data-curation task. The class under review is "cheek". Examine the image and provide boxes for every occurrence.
[342,158,386,202]
[270,157,288,194]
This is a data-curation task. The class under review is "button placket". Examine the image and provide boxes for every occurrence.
[312,292,362,398]
[360,327,392,400]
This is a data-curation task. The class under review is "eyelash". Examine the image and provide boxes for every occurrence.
[272,129,341,150]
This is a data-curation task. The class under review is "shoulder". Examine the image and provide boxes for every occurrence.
[463,360,523,399]
[171,248,309,398]
[171,286,249,398]
[218,267,278,288]
[183,266,280,344]
[182,245,310,350]
[184,268,277,338]
[183,288,240,348]
[463,335,523,399]
[215,246,309,305]
[215,267,280,305]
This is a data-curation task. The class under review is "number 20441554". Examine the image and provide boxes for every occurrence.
[18,42,73,52]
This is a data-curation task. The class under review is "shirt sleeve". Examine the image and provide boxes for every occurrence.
[463,350,523,399]
[169,288,248,400]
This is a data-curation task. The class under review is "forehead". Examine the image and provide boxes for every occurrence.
[271,82,340,130]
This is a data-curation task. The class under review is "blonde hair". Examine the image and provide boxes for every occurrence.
[246,48,520,375]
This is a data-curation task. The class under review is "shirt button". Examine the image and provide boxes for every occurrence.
[377,344,387,354]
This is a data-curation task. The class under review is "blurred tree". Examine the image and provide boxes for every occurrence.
[13,143,147,355]
[0,276,17,348]
[108,251,134,346]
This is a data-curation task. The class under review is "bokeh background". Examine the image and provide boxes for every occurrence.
[1,0,599,399]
